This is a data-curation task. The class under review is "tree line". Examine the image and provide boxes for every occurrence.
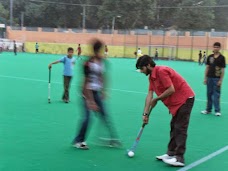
[0,0,228,31]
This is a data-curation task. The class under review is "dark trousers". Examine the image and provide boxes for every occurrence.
[77,52,82,59]
[206,77,221,113]
[14,49,17,55]
[73,91,117,143]
[62,76,72,101]
[198,58,202,65]
[155,55,158,60]
[167,97,195,163]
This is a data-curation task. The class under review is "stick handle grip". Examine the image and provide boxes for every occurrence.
[142,106,153,127]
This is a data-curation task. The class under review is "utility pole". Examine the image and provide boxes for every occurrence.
[10,0,14,27]
[111,17,115,34]
[82,5,86,29]
[21,12,24,28]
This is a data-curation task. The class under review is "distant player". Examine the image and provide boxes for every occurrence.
[201,51,207,65]
[22,43,25,52]
[76,44,82,60]
[134,51,137,58]
[104,45,108,58]
[137,48,142,59]
[35,42,39,53]
[13,40,17,56]
[154,48,159,60]
[0,40,3,53]
[48,47,76,103]
[198,50,202,65]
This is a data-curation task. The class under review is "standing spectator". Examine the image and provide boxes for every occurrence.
[201,42,226,116]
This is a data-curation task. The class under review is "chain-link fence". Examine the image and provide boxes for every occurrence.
[113,30,228,61]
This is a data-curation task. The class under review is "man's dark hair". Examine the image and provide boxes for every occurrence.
[68,47,74,52]
[93,39,103,53]
[213,42,221,47]
[136,55,156,69]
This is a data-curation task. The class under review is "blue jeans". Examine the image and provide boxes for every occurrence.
[73,91,117,143]
[206,77,221,113]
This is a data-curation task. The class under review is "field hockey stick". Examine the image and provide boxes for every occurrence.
[128,107,153,152]
[48,68,51,103]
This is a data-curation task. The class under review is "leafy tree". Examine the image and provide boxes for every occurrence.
[98,0,155,29]
[213,0,228,31]
[0,0,227,31]
[173,0,216,30]
[0,2,9,23]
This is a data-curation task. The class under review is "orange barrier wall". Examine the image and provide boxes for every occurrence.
[6,27,228,50]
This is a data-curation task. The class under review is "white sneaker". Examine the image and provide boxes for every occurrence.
[201,110,211,114]
[163,157,185,167]
[156,154,174,160]
[72,142,89,150]
[215,112,221,116]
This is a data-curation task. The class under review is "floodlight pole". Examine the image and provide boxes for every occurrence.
[82,4,86,29]
[21,12,24,28]
[10,0,14,27]
[111,17,116,34]
[161,25,165,57]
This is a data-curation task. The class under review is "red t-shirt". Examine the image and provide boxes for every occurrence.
[149,66,195,116]
[78,47,81,53]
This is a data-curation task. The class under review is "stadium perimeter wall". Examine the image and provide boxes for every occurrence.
[6,26,228,62]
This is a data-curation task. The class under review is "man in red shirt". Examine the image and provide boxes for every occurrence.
[136,55,195,167]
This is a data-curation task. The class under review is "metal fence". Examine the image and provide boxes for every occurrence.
[42,27,55,32]
[71,28,83,33]
[11,26,22,31]
[26,27,38,31]
[114,30,228,61]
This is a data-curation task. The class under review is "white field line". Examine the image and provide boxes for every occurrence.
[1,75,228,104]
[177,145,228,171]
